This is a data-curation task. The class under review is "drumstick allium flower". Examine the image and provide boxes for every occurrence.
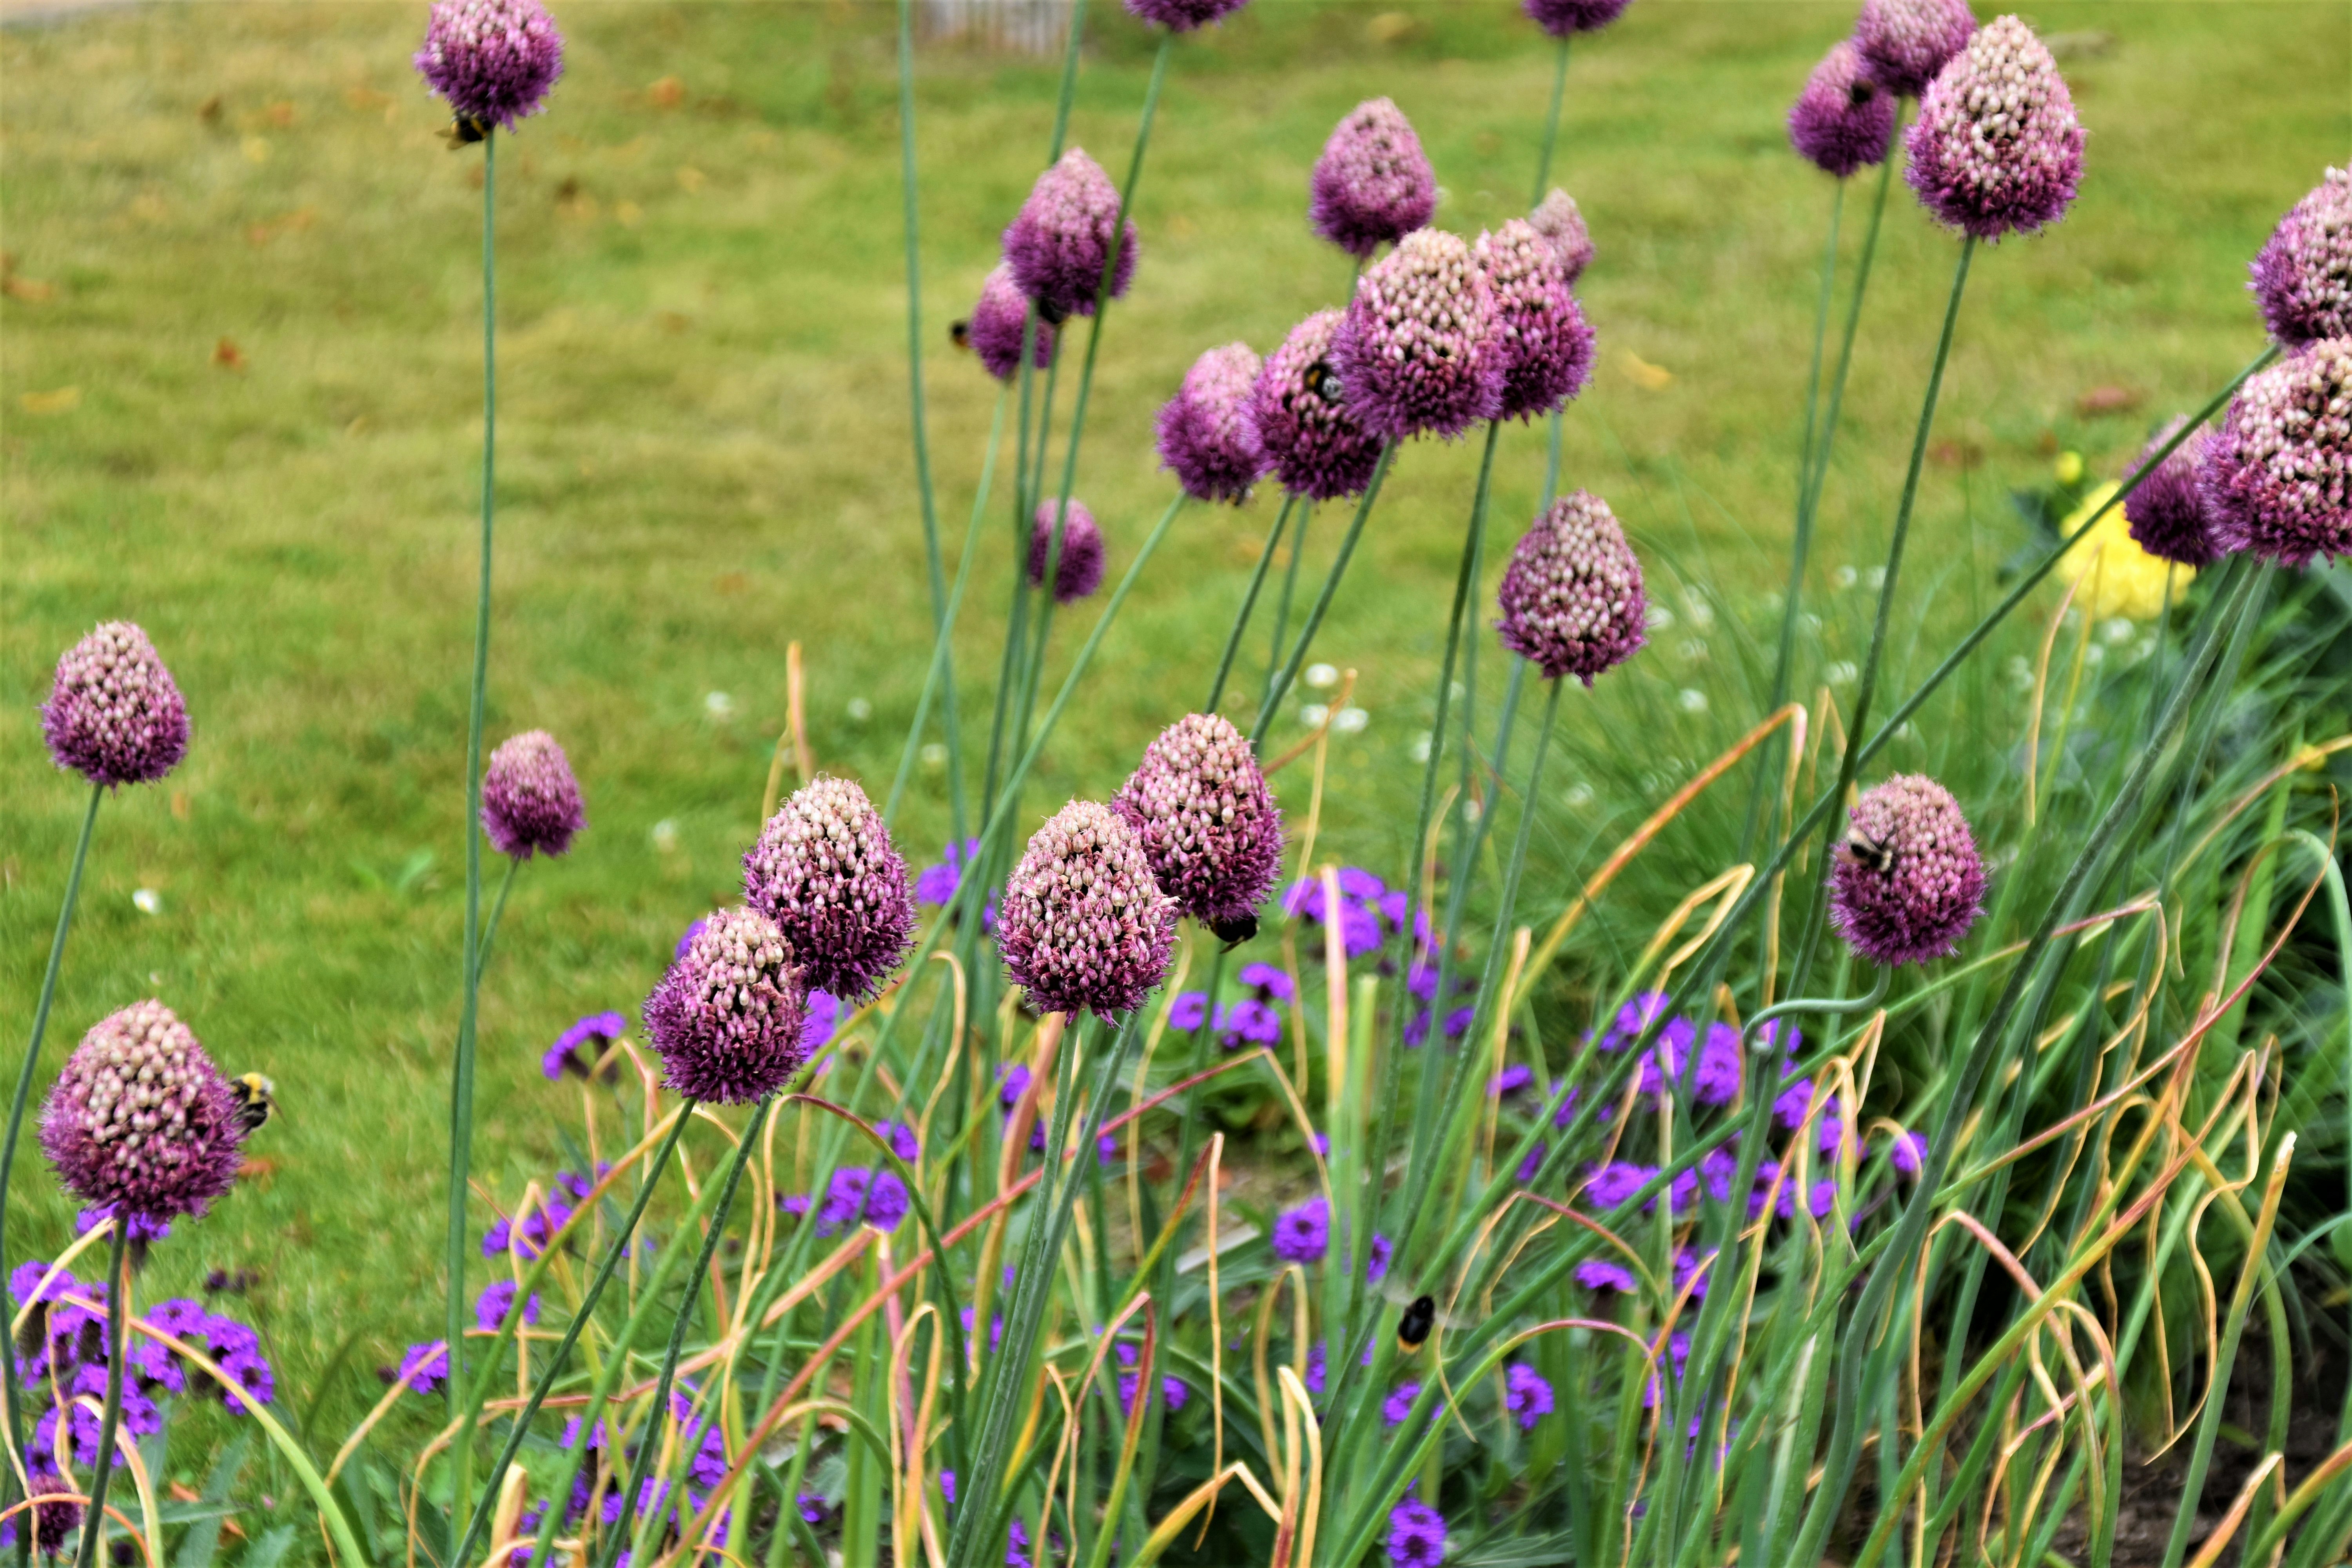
[42,622,190,788]
[1789,41,1896,179]
[643,906,810,1103]
[998,800,1178,1018]
[1308,98,1437,259]
[2251,168,2352,347]
[1112,712,1283,933]
[481,729,586,859]
[1826,775,1987,965]
[1333,228,1505,441]
[742,776,916,1004]
[1904,15,2082,240]
[1003,149,1138,322]
[1247,309,1386,501]
[40,1000,245,1224]
[1495,491,1648,683]
[414,0,564,131]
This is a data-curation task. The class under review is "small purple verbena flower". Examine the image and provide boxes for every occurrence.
[1239,961,1294,1000]
[1523,0,1631,37]
[1528,188,1593,283]
[1168,991,1211,1031]
[1308,98,1436,259]
[474,1279,541,1332]
[18,1470,82,1555]
[1366,1233,1393,1284]
[968,264,1055,380]
[1112,712,1283,931]
[481,730,585,859]
[744,775,916,1004]
[1271,1196,1331,1263]
[1247,309,1386,502]
[643,905,811,1103]
[40,1000,245,1225]
[543,1009,626,1080]
[1027,500,1107,604]
[1495,490,1648,684]
[875,1120,921,1163]
[1583,1161,1653,1210]
[1157,343,1269,503]
[414,0,564,131]
[1218,998,1283,1049]
[777,1193,810,1218]
[394,1340,451,1397]
[1123,0,1248,31]
[2123,417,2226,568]
[74,1206,171,1245]
[1674,1247,1714,1301]
[1504,1362,1553,1429]
[1475,219,1595,422]
[1000,800,1178,1018]
[1853,0,1976,97]
[1334,228,1504,442]
[1827,774,1988,966]
[1887,1129,1928,1176]
[1386,1496,1448,1567]
[2252,169,2352,349]
[42,622,189,789]
[1694,1022,1742,1106]
[1788,41,1896,179]
[1904,15,2082,241]
[1489,1063,1535,1097]
[2200,338,2352,566]
[1382,1381,1421,1426]
[801,989,840,1054]
[1002,149,1138,323]
[1514,1140,1547,1183]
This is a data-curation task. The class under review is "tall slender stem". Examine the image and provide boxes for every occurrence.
[0,782,101,1519]
[1252,446,1397,744]
[1205,496,1294,713]
[446,125,498,1518]
[1530,36,1569,204]
[1265,501,1313,702]
[1792,235,1974,994]
[474,855,520,975]
[897,0,966,840]
[72,1223,132,1568]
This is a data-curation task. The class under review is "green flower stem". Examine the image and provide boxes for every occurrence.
[446,124,499,1524]
[1204,495,1295,713]
[473,854,520,975]
[897,0,966,840]
[1263,500,1313,704]
[0,780,100,1521]
[1789,234,1974,997]
[1530,35,1569,203]
[599,1098,773,1568]
[451,1105,695,1568]
[1250,445,1397,744]
[72,1223,132,1568]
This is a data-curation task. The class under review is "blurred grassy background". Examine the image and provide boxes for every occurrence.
[3,0,2344,1448]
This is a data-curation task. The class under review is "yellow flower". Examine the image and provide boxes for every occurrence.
[2054,481,2187,622]
[2054,450,2085,486]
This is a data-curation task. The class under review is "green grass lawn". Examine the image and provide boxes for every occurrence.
[4,0,2345,1446]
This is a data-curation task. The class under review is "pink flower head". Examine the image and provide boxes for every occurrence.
[1308,98,1436,260]
[1788,41,1897,179]
[1853,0,1975,97]
[40,1000,244,1224]
[1904,15,2082,240]
[2200,338,2352,565]
[414,0,564,131]
[1333,228,1505,441]
[1475,219,1595,421]
[481,729,585,859]
[1156,343,1268,503]
[2252,168,2352,348]
[1003,149,1138,322]
[1826,774,1987,966]
[1247,309,1385,501]
[1494,490,1647,684]
[998,800,1178,1018]
[42,622,189,788]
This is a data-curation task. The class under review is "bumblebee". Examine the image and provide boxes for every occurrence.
[949,319,973,352]
[229,1073,278,1134]
[1305,358,1344,404]
[1207,911,1259,949]
[1834,834,1896,876]
[439,114,491,149]
[1396,1294,1437,1353]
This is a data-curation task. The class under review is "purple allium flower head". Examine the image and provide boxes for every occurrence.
[1904,15,2082,241]
[1528,193,1595,296]
[1887,1129,1928,1176]
[1789,41,1897,178]
[414,0,564,131]
[2123,418,2225,568]
[1475,219,1595,422]
[543,1010,626,1080]
[40,1000,244,1225]
[1827,775,1987,966]
[1157,343,1269,503]
[1123,0,1247,34]
[999,800,1178,1018]
[643,905,810,1103]
[1112,711,1283,930]
[1495,490,1648,684]
[2252,169,2352,348]
[42,622,189,789]
[1334,228,1504,441]
[1002,149,1138,323]
[481,730,586,859]
[474,1279,541,1332]
[1523,0,1631,35]
[1387,1497,1447,1567]
[1382,1381,1421,1426]
[1853,0,1975,96]
[1027,501,1106,604]
[1270,1195,1330,1263]
[1505,1362,1553,1428]
[2201,338,2352,565]
[1247,309,1387,502]
[968,264,1055,380]
[744,775,916,1004]
[1308,98,1436,260]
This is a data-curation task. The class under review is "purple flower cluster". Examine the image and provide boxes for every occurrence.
[814,1167,910,1235]
[968,264,1055,380]
[2201,338,2352,566]
[1270,1195,1329,1263]
[1003,149,1138,323]
[8,1259,273,1464]
[2124,417,2226,568]
[1309,98,1437,260]
[1156,343,1269,503]
[998,800,1178,1018]
[1027,500,1107,604]
[474,1279,541,1332]
[743,775,917,1004]
[1528,189,1593,284]
[1905,15,2082,241]
[482,1165,604,1259]
[1522,0,1632,38]
[1112,712,1283,931]
[2250,168,2352,348]
[1386,1494,1447,1567]
[1170,962,1291,1049]
[1494,490,1648,684]
[1853,0,1975,97]
[1826,774,1988,966]
[1283,866,1419,959]
[42,621,189,788]
[1123,0,1247,31]
[543,1009,626,1080]
[1249,309,1387,502]
[1333,228,1504,441]
[41,1000,245,1225]
[1788,40,1896,179]
[1475,218,1595,421]
[1504,1362,1554,1429]
[644,906,810,1103]
[414,0,564,131]
[481,729,586,859]
[1112,1343,1189,1415]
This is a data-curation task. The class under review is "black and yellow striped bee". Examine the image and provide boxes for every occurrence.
[229,1073,278,1135]
[1834,833,1897,876]
[949,319,973,352]
[1396,1294,1437,1354]
[1208,911,1259,949]
[439,113,491,149]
